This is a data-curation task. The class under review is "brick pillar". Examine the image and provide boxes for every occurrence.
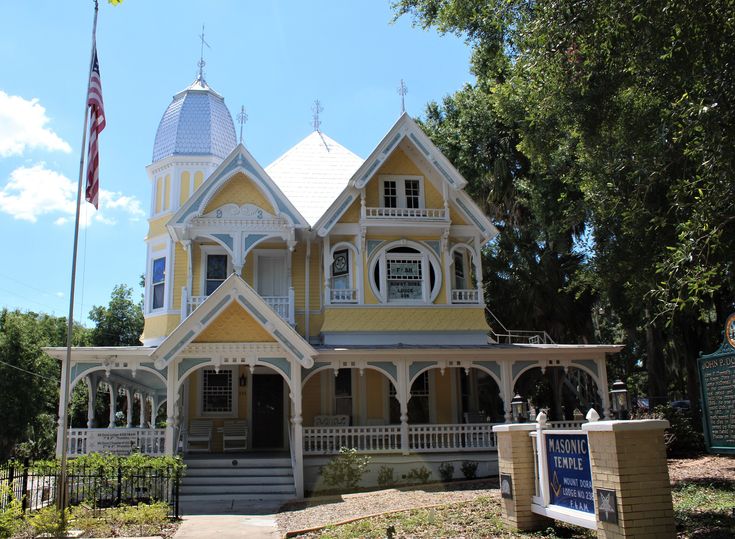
[493,424,551,531]
[583,420,674,539]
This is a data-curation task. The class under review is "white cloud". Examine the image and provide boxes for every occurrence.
[0,90,71,157]
[0,163,145,226]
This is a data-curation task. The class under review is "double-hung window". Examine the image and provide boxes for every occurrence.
[380,176,423,209]
[205,254,228,295]
[151,257,166,310]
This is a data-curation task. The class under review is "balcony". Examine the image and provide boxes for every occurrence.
[451,289,480,304]
[363,207,448,220]
[182,287,295,326]
[330,288,358,304]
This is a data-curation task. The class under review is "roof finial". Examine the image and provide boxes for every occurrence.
[197,24,210,82]
[312,99,323,132]
[398,79,408,114]
[236,105,248,145]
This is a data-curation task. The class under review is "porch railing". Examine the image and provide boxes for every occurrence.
[364,207,448,220]
[330,288,358,303]
[303,423,498,455]
[451,289,480,303]
[408,423,498,452]
[182,287,296,325]
[66,428,166,457]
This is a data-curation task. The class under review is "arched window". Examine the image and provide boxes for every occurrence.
[369,241,441,304]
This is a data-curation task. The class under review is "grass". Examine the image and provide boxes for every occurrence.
[297,481,735,538]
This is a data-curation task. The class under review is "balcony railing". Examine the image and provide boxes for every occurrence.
[451,289,480,304]
[182,287,295,325]
[364,207,448,220]
[330,288,358,303]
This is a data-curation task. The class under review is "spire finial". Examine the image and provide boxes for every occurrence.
[236,105,248,145]
[398,79,408,114]
[312,99,323,132]
[197,24,210,82]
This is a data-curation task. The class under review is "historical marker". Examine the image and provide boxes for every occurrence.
[698,312,735,455]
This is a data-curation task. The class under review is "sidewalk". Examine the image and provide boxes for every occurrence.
[173,515,280,539]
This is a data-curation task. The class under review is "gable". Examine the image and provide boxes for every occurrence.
[203,171,275,215]
[194,302,276,343]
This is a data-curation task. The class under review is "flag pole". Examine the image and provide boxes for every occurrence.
[57,0,99,516]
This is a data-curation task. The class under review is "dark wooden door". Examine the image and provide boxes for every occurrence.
[252,374,284,448]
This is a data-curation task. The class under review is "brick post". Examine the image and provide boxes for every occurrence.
[583,420,675,539]
[493,424,551,531]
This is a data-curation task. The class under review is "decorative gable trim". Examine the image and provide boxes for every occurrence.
[314,113,498,241]
[152,273,315,370]
[168,144,309,236]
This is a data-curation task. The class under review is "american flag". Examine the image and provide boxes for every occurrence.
[85,46,105,209]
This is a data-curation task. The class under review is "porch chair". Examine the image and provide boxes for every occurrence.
[222,420,248,452]
[186,419,213,453]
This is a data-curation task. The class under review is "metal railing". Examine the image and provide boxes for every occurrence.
[0,458,181,517]
[485,307,555,344]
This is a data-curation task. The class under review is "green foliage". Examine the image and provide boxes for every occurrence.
[320,448,371,491]
[377,465,395,488]
[438,462,454,482]
[403,466,432,485]
[27,505,69,538]
[0,483,22,539]
[460,461,478,480]
[89,284,144,346]
[634,405,705,456]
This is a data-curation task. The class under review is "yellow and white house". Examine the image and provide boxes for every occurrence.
[48,73,621,502]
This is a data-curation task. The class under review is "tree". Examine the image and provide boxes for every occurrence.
[88,284,144,346]
[394,0,735,407]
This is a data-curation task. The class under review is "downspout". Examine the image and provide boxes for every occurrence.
[305,236,311,343]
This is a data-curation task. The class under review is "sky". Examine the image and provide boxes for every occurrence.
[0,0,473,325]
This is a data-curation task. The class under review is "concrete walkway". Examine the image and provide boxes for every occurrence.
[173,514,280,539]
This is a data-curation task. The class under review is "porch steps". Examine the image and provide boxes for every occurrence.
[179,456,296,504]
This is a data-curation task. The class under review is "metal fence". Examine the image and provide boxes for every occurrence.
[0,458,181,517]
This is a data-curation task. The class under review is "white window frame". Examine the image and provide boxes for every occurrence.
[197,366,238,418]
[253,249,288,296]
[149,254,167,312]
[368,241,441,304]
[379,175,425,209]
[200,245,232,296]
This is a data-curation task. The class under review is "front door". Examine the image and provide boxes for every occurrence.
[251,374,284,449]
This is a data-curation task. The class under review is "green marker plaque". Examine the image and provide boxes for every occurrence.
[698,313,735,454]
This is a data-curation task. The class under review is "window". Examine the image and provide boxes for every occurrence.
[370,243,440,304]
[334,369,352,417]
[453,251,467,289]
[205,254,228,295]
[151,257,166,310]
[331,249,350,290]
[201,368,234,414]
[381,176,423,209]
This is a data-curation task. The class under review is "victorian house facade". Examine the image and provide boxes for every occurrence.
[48,73,620,503]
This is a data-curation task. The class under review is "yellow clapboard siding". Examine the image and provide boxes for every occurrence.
[141,314,181,342]
[194,302,277,343]
[302,375,321,426]
[172,243,187,310]
[434,370,454,423]
[204,172,275,214]
[322,307,489,332]
[365,370,385,419]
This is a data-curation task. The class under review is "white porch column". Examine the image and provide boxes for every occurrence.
[397,362,410,455]
[124,387,134,428]
[291,366,304,498]
[108,382,119,428]
[85,374,98,428]
[138,394,147,428]
[501,361,514,423]
[164,364,177,455]
[596,355,612,419]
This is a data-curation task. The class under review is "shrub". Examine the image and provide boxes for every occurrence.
[404,466,432,484]
[460,461,478,479]
[377,465,395,488]
[438,462,454,482]
[0,483,23,539]
[28,505,69,538]
[633,404,705,456]
[320,448,371,491]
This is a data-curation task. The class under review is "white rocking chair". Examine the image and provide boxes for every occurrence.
[186,419,213,452]
[222,420,248,452]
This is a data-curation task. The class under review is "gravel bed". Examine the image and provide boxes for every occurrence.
[276,479,498,534]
